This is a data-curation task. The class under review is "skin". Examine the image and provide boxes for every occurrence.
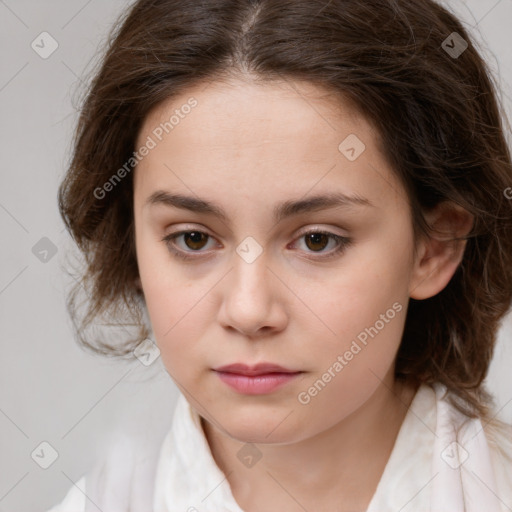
[132,77,473,512]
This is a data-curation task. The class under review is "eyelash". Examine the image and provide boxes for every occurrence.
[161,228,352,261]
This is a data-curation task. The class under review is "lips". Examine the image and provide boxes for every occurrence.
[213,362,300,376]
[213,363,303,395]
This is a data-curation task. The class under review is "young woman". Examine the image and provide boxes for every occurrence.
[49,0,512,510]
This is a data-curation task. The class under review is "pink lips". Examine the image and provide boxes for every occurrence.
[213,363,302,395]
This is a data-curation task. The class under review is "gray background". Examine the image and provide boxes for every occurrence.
[0,1,511,511]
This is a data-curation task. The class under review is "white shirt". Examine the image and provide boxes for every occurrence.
[47,383,512,512]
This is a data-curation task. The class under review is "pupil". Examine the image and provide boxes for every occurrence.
[306,233,328,251]
[185,232,207,250]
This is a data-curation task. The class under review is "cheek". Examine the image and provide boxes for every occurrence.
[141,274,205,348]
[295,272,408,424]
[136,248,224,388]
[141,275,210,384]
[136,233,200,349]
[308,236,411,345]
[293,234,412,413]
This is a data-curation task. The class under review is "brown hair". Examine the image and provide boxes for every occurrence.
[58,0,512,418]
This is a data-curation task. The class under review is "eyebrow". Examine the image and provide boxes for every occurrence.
[144,190,373,224]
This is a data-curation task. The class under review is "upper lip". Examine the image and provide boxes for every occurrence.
[214,363,301,376]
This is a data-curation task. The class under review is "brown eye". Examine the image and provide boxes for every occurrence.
[304,232,330,252]
[182,231,209,250]
[161,230,216,260]
[292,230,352,260]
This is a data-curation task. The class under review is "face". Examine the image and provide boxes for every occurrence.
[133,78,417,444]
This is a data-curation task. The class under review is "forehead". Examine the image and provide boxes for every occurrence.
[133,78,404,212]
[137,77,367,152]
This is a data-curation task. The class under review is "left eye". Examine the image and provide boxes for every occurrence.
[162,229,351,260]
[293,231,346,254]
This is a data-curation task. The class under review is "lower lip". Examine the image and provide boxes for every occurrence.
[215,371,302,394]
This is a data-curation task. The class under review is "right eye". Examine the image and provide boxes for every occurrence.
[161,230,218,260]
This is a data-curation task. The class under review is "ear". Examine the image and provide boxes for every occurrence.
[134,276,143,292]
[409,201,474,300]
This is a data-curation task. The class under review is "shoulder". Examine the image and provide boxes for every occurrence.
[45,430,162,512]
[484,418,512,504]
[46,476,86,512]
[485,417,512,460]
[434,383,512,507]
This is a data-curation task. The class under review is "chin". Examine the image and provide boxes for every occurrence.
[210,404,305,445]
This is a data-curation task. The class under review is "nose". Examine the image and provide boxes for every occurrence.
[217,252,288,338]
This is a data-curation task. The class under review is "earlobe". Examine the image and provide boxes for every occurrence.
[409,202,474,300]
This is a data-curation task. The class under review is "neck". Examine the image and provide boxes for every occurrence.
[201,377,419,512]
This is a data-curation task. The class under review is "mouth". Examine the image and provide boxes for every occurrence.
[213,362,303,395]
